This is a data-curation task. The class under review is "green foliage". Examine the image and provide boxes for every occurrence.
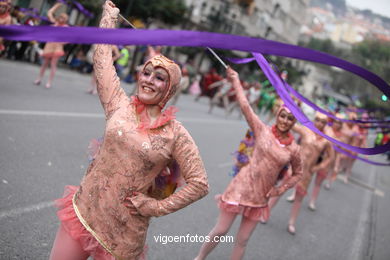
[301,38,390,111]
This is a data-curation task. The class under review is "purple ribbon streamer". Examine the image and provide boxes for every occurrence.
[0,25,388,100]
[251,52,390,155]
[333,145,390,166]
[227,56,390,125]
[0,25,389,154]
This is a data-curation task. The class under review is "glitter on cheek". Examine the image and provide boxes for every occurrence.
[142,142,150,150]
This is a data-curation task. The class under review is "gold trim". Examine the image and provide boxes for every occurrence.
[72,194,121,259]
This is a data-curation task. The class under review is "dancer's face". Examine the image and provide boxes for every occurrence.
[57,13,68,25]
[138,63,169,105]
[0,4,8,15]
[314,116,327,131]
[333,120,342,131]
[276,109,296,133]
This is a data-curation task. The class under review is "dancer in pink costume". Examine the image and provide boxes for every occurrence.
[343,112,361,183]
[0,0,12,52]
[325,113,360,189]
[34,2,68,89]
[286,112,335,235]
[194,67,303,260]
[49,2,208,260]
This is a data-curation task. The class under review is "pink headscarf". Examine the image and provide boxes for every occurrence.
[141,54,182,108]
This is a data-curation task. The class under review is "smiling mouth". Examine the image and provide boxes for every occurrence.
[142,85,155,93]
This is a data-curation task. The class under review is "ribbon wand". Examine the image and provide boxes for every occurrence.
[207,47,228,69]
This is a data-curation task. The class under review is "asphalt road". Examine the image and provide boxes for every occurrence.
[1,59,389,260]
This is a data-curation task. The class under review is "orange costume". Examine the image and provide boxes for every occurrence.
[53,4,209,260]
[293,124,334,196]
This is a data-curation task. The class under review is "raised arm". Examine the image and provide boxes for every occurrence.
[93,1,125,119]
[227,67,264,137]
[291,124,307,137]
[47,2,62,23]
[129,122,209,217]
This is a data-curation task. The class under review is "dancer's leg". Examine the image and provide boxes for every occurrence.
[230,216,258,260]
[345,158,355,183]
[309,170,327,210]
[195,210,237,260]
[47,57,59,88]
[35,57,50,84]
[49,224,89,260]
[326,154,341,189]
[287,192,304,235]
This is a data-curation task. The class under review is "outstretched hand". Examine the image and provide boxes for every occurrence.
[103,0,120,19]
[226,66,240,84]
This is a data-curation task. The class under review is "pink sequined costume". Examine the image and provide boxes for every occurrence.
[195,68,302,260]
[51,3,209,260]
[293,123,334,197]
[219,100,303,222]
[0,0,12,52]
[286,112,335,234]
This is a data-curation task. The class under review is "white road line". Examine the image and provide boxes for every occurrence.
[337,175,384,197]
[217,162,233,168]
[348,165,376,260]
[0,109,245,124]
[0,201,55,220]
[0,109,104,118]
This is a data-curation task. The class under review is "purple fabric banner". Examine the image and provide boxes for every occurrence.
[0,25,389,154]
[0,25,389,101]
[251,52,390,155]
[227,56,390,125]
[333,145,390,166]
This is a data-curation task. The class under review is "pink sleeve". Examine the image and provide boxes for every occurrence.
[130,122,209,217]
[277,146,303,194]
[93,9,125,119]
[231,79,264,137]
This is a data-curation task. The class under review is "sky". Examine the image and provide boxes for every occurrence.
[347,0,390,18]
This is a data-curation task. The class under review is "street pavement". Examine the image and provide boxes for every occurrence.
[0,59,389,260]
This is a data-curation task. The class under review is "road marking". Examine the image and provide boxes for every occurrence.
[217,162,233,168]
[348,165,376,260]
[0,109,245,125]
[337,175,384,197]
[0,201,55,220]
[0,109,104,118]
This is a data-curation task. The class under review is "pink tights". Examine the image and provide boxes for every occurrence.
[37,57,59,87]
[288,192,304,230]
[195,209,258,260]
[49,225,89,260]
[309,170,327,207]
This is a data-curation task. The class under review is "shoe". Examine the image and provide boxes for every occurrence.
[287,224,296,235]
[45,83,51,89]
[308,203,316,211]
[34,79,41,85]
[324,182,330,190]
[286,195,295,202]
[259,216,267,224]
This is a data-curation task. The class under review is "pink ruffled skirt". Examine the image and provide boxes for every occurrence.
[55,185,115,260]
[215,194,270,222]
